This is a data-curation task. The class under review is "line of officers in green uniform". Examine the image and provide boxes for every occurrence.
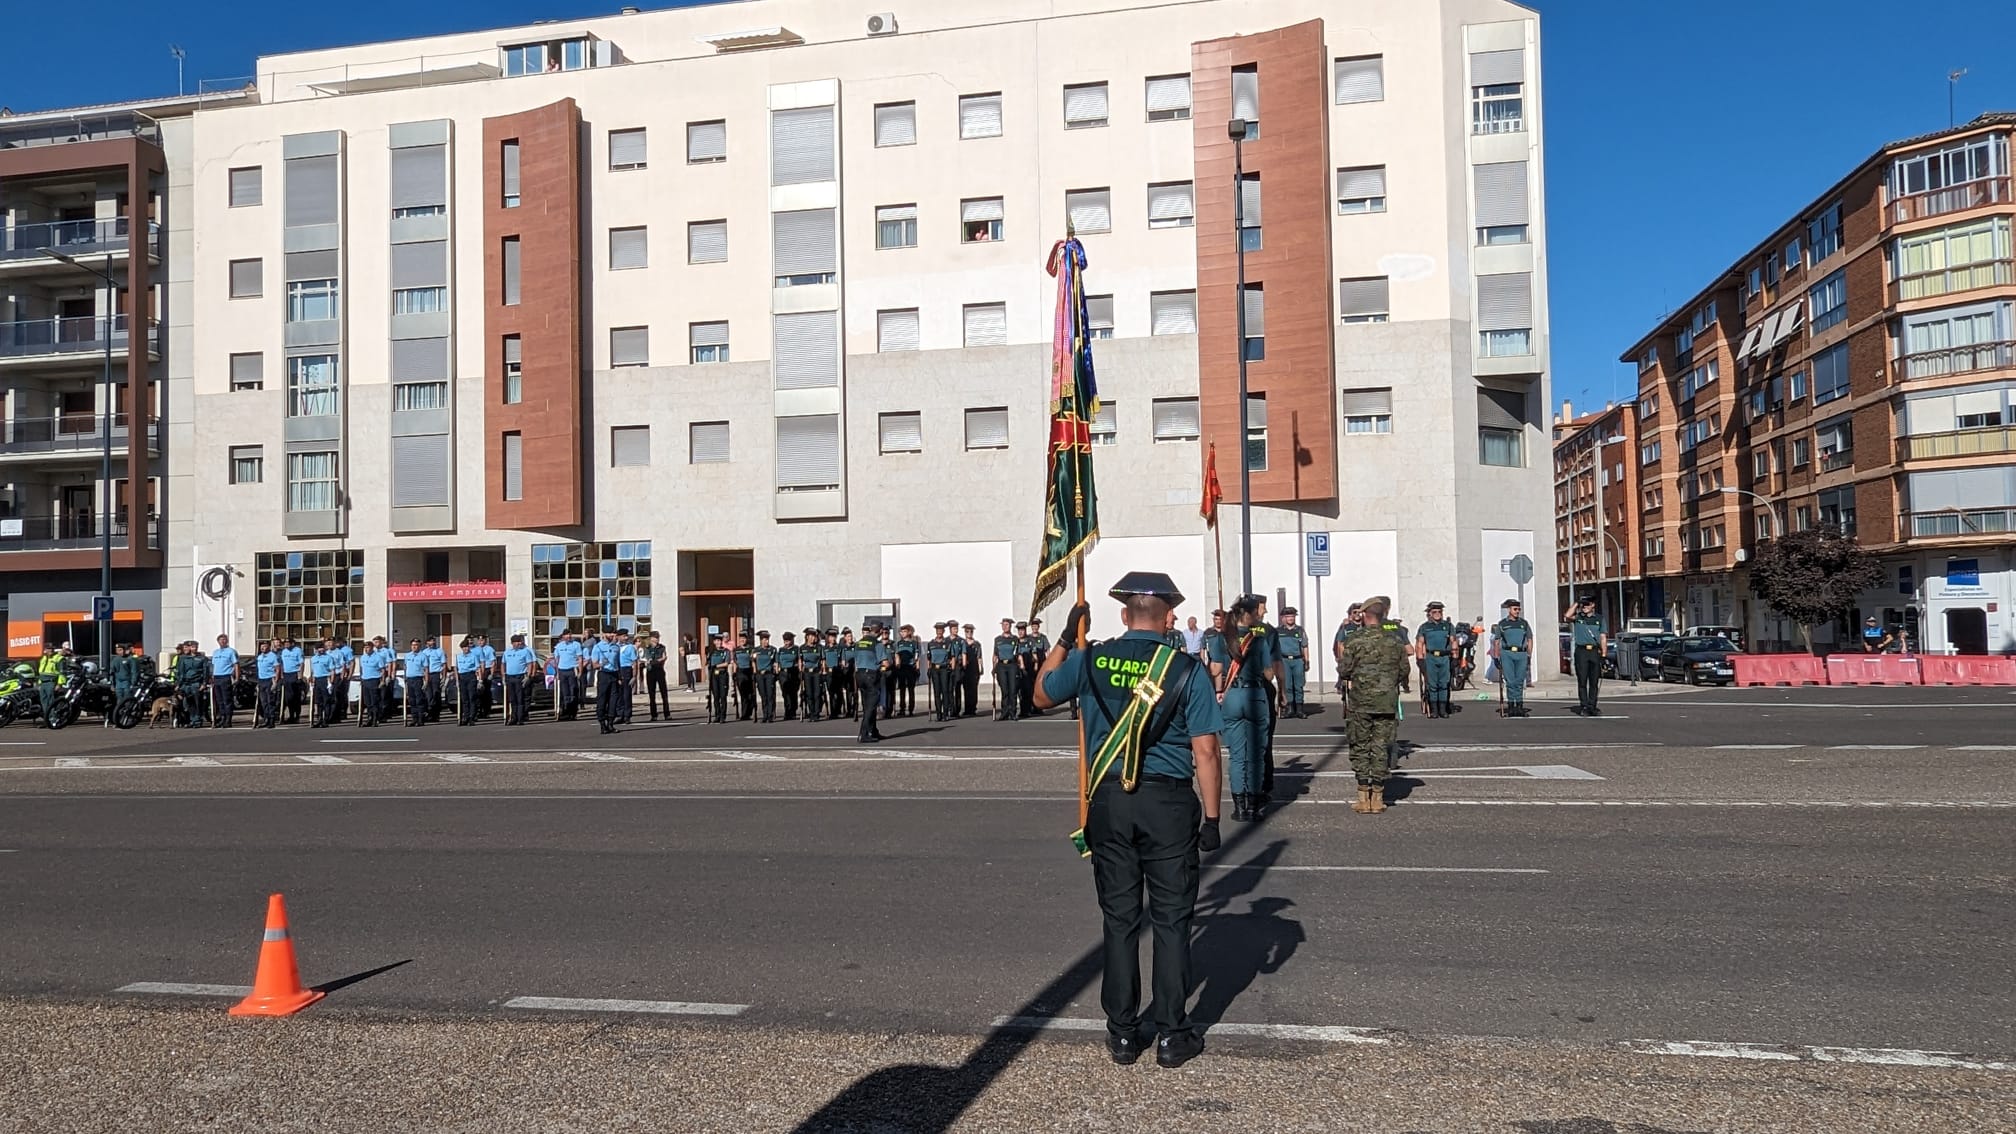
[700,621,1045,732]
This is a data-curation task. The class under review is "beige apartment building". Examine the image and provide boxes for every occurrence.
[1622,112,2015,655]
[168,0,1556,675]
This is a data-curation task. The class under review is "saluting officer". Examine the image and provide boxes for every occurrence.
[851,624,888,744]
[1031,572,1222,1069]
[1415,602,1459,719]
[993,619,1023,720]
[1276,608,1309,718]
[778,632,802,721]
[1492,599,1535,718]
[1337,596,1409,814]
[705,635,733,723]
[1568,596,1607,716]
[753,631,779,723]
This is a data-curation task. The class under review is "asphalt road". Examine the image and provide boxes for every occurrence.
[2,683,2011,1131]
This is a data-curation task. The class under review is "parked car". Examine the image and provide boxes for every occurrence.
[1682,625,1746,652]
[1658,635,1741,685]
[1607,632,1675,680]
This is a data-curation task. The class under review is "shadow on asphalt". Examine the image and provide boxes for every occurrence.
[311,959,413,996]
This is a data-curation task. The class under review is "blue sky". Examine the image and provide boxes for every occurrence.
[4,0,2009,414]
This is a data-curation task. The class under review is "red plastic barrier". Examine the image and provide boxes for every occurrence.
[1824,655,1923,686]
[1917,654,2016,686]
[1731,654,1830,686]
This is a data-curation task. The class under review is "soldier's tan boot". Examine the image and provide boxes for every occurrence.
[1366,783,1388,813]
[1351,784,1375,813]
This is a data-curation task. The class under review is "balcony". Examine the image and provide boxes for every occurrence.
[1902,508,2014,540]
[1897,424,2016,461]
[1890,176,2013,226]
[0,316,157,367]
[0,110,159,151]
[1819,450,1855,473]
[0,217,158,265]
[0,413,158,460]
[1898,339,2015,381]
[0,512,159,552]
[1892,258,2015,304]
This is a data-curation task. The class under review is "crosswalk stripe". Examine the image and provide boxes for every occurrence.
[295,754,352,765]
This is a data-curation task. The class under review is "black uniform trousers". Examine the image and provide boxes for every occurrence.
[211,676,236,727]
[403,676,426,725]
[757,671,778,722]
[256,678,279,728]
[995,661,1022,720]
[596,669,620,733]
[360,677,382,726]
[618,671,635,723]
[646,664,670,719]
[833,665,855,718]
[457,671,478,725]
[963,662,980,717]
[504,674,528,725]
[425,672,444,722]
[781,669,801,720]
[708,671,729,723]
[1020,658,1040,716]
[894,663,916,715]
[736,671,755,721]
[282,674,303,723]
[332,674,349,722]
[312,676,336,728]
[1573,646,1602,712]
[855,670,884,742]
[1260,678,1277,794]
[556,670,581,720]
[801,671,824,721]
[1087,777,1200,1041]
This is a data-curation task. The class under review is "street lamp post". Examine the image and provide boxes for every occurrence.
[1719,486,1784,538]
[1228,116,1253,598]
[40,247,118,674]
[1584,525,1626,631]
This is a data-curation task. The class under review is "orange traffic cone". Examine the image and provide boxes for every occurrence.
[229,893,325,1017]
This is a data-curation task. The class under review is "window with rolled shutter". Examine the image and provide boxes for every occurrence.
[773,311,839,389]
[1086,295,1114,338]
[878,309,920,353]
[393,434,450,506]
[1231,67,1260,127]
[391,241,447,289]
[610,326,649,367]
[1477,272,1533,330]
[1239,175,1263,228]
[1151,291,1197,335]
[502,432,523,500]
[688,220,728,264]
[776,414,841,487]
[875,102,917,147]
[1334,56,1384,104]
[773,209,836,281]
[1473,161,1529,227]
[1338,277,1390,323]
[690,321,729,348]
[229,167,263,208]
[771,106,835,186]
[1063,82,1108,128]
[390,145,446,209]
[609,226,648,270]
[1337,165,1387,213]
[960,196,1004,242]
[959,93,1003,139]
[391,337,448,382]
[1478,387,1528,430]
[229,259,263,298]
[1471,48,1525,87]
[1066,188,1111,235]
[1147,181,1195,228]
[608,128,647,171]
[230,352,265,390]
[1243,286,1266,336]
[501,140,521,205]
[502,237,521,305]
[689,421,730,464]
[964,407,1009,450]
[1090,399,1118,444]
[1151,397,1200,440]
[285,155,338,227]
[610,425,650,467]
[1145,74,1191,121]
[284,249,339,282]
[879,411,923,454]
[1341,388,1394,434]
[963,303,1008,347]
[687,120,727,163]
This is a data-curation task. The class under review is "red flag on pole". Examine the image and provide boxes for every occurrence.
[1201,441,1223,528]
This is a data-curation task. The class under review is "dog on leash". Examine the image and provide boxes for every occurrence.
[146,697,177,728]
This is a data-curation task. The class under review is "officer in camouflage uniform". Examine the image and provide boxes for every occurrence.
[1337,596,1408,813]
[1276,607,1309,718]
[1415,602,1459,719]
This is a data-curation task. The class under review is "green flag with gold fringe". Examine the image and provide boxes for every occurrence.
[1033,237,1101,619]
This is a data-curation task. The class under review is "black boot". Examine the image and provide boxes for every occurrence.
[1232,793,1252,822]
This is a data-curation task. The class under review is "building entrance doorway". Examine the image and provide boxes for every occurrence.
[679,549,753,645]
[1946,607,1988,655]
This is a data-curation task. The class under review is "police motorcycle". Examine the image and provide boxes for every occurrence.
[1451,624,1479,692]
[0,662,41,727]
[111,671,178,730]
[44,662,121,730]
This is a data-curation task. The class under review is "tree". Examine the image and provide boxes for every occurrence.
[1747,525,1886,654]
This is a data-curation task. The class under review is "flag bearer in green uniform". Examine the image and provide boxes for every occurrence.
[1033,571,1222,1070]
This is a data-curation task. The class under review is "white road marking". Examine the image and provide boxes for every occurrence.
[1827,745,1927,751]
[1293,764,1603,781]
[990,1016,1387,1044]
[116,982,253,997]
[503,996,747,1016]
[165,756,222,767]
[1372,799,2015,808]
[1711,744,1805,750]
[295,754,352,765]
[55,758,90,768]
[322,738,417,744]
[1682,699,2015,709]
[1620,1039,2014,1072]
[1207,865,1547,875]
[429,753,492,763]
[881,750,950,760]
[576,752,636,762]
[0,741,46,746]
[712,750,785,761]
[1954,745,2016,751]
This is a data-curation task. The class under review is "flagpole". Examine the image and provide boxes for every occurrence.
[1075,561,1089,839]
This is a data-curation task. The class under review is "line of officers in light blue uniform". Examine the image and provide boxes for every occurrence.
[209,628,661,734]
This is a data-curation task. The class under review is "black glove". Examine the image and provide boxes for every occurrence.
[1197,818,1221,852]
[1061,602,1091,650]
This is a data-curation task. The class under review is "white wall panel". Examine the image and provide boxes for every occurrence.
[882,541,1013,628]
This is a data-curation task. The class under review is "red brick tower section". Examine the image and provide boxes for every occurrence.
[1192,20,1338,504]
[484,99,582,530]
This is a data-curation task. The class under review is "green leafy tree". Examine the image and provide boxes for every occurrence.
[1747,525,1886,654]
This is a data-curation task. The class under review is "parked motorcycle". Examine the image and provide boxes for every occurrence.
[111,675,177,730]
[44,668,119,730]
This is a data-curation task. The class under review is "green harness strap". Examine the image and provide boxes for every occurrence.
[1070,645,1178,857]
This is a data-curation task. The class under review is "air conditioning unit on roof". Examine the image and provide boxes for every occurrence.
[867,12,898,36]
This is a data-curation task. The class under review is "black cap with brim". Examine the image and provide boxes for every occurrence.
[1110,571,1184,607]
